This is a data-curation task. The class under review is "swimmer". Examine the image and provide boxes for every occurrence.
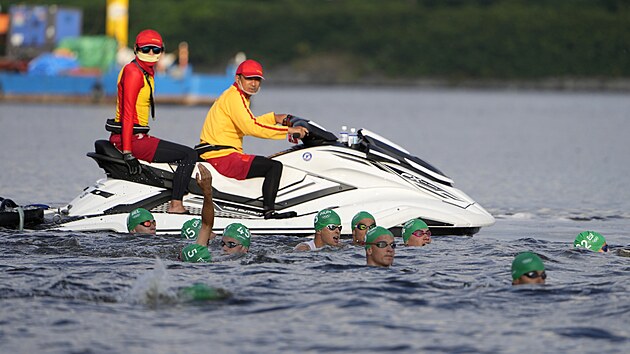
[511,251,546,286]
[178,283,229,301]
[181,218,201,240]
[181,243,212,263]
[401,218,431,247]
[351,211,376,246]
[294,209,342,251]
[365,226,396,267]
[221,222,251,255]
[181,223,252,261]
[574,231,608,253]
[127,208,156,235]
[181,164,217,263]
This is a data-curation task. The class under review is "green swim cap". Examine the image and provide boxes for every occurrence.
[181,244,212,263]
[352,211,375,229]
[574,231,606,252]
[511,252,545,280]
[223,223,251,248]
[179,283,223,301]
[314,209,341,231]
[181,218,202,240]
[365,226,394,249]
[401,218,429,242]
[127,208,154,231]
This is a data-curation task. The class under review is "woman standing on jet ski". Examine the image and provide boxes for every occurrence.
[107,29,197,214]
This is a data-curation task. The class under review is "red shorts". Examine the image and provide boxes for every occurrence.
[206,152,254,180]
[109,134,161,161]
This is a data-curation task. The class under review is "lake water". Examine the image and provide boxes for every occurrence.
[1,87,629,353]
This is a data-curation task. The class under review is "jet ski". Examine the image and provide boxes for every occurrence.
[47,116,495,236]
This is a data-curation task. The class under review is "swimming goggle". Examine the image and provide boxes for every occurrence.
[325,224,342,231]
[412,230,431,237]
[523,271,547,280]
[355,223,376,231]
[366,241,397,249]
[221,241,241,248]
[140,220,156,227]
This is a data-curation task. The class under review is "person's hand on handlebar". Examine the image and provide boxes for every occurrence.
[288,126,309,139]
[275,113,290,126]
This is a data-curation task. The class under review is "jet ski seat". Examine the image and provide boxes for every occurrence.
[94,139,123,159]
[89,140,205,196]
[88,140,166,190]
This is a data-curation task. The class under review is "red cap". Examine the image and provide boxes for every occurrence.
[235,59,264,79]
[135,29,163,47]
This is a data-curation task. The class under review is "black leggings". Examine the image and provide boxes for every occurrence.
[246,156,283,211]
[152,140,198,200]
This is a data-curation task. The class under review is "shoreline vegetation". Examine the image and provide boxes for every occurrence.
[265,67,630,92]
[2,0,629,95]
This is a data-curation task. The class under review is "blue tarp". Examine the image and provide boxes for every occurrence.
[27,53,79,76]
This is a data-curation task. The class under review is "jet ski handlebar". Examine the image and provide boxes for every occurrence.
[286,115,338,147]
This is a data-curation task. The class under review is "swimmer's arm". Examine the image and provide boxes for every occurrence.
[196,164,216,246]
[293,242,310,252]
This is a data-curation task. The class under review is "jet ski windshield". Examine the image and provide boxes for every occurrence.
[359,129,453,186]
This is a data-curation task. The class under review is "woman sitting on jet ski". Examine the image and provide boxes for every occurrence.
[107,29,197,214]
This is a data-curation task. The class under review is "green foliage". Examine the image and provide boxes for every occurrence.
[2,0,630,79]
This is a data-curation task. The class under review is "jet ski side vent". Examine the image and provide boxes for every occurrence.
[103,190,173,215]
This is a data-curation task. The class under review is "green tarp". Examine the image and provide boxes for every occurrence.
[57,36,118,73]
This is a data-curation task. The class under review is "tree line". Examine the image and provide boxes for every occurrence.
[3,0,630,82]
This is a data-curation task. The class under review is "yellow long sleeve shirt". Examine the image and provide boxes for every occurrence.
[199,83,288,160]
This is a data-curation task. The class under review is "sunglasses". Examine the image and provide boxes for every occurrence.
[523,271,547,280]
[221,241,241,248]
[601,243,609,252]
[138,46,163,54]
[326,224,343,231]
[366,241,397,249]
[356,223,376,231]
[140,220,156,227]
[412,230,431,237]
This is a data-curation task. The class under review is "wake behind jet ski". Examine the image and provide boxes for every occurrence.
[47,116,495,236]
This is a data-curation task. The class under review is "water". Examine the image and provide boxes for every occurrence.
[1,87,629,353]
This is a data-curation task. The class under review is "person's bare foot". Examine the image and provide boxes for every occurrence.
[168,200,188,214]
